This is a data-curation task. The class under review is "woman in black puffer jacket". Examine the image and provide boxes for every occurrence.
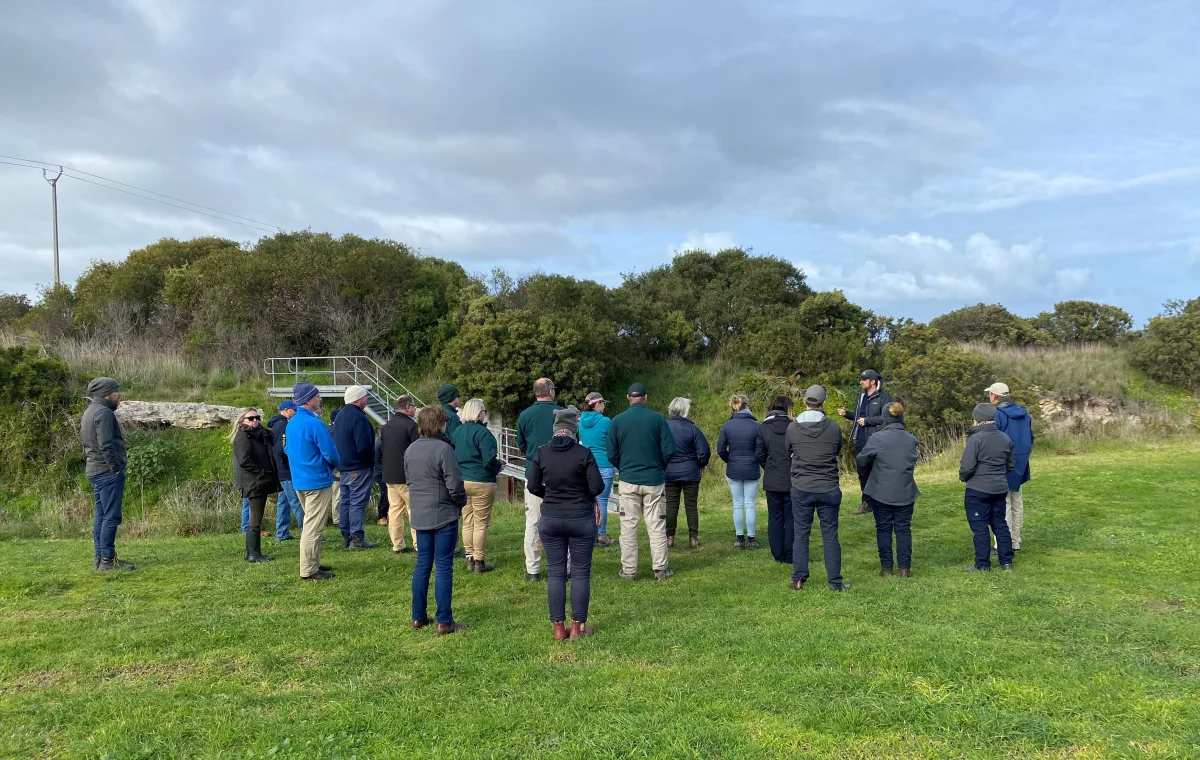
[232,408,281,563]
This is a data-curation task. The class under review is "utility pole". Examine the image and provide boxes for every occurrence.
[43,166,63,286]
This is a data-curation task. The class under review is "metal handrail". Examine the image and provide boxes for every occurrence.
[263,356,426,409]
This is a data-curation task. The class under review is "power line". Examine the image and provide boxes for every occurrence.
[64,174,280,234]
[0,153,283,231]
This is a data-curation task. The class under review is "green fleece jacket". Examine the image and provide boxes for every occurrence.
[442,403,463,442]
[452,420,501,483]
[517,400,563,478]
[607,403,677,486]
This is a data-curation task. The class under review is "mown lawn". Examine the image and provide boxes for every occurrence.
[1,441,1198,759]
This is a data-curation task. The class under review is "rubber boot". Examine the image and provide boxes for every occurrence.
[244,528,254,562]
[248,528,274,563]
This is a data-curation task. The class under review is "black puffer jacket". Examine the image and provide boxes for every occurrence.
[665,416,711,483]
[234,426,281,498]
[717,409,761,481]
[755,411,792,492]
[528,435,605,520]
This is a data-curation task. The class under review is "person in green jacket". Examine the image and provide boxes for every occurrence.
[517,377,564,581]
[607,382,677,581]
[438,384,463,442]
[452,398,502,573]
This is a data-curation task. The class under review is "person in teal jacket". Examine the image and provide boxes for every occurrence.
[579,392,616,546]
[438,384,463,442]
[452,398,502,572]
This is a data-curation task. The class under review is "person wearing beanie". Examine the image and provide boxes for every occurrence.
[960,402,1017,572]
[452,398,502,572]
[268,400,303,540]
[607,382,677,581]
[333,385,377,550]
[856,402,919,577]
[787,385,848,592]
[284,382,341,580]
[578,392,617,547]
[231,408,281,563]
[837,369,896,515]
[81,377,134,571]
[437,384,463,441]
[529,406,605,640]
[986,382,1034,553]
[516,378,564,581]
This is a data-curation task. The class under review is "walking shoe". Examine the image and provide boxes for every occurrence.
[880,567,895,577]
[453,548,466,559]
[341,537,351,549]
[436,621,468,636]
[653,568,675,581]
[854,501,870,515]
[734,535,746,549]
[392,546,414,554]
[525,572,542,582]
[319,564,333,572]
[897,568,912,578]
[97,558,136,572]
[1000,564,1014,572]
[746,537,761,550]
[689,536,700,549]
[617,571,637,582]
[963,565,991,573]
[377,518,388,526]
[789,578,806,590]
[596,535,615,547]
[569,621,595,640]
[412,617,432,630]
[348,539,378,550]
[829,581,850,591]
[667,536,675,548]
[472,560,495,573]
[552,622,570,641]
[301,569,335,580]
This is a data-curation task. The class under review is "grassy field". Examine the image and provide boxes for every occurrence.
[2,440,1198,759]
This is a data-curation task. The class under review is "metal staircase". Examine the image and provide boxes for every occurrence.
[263,355,526,480]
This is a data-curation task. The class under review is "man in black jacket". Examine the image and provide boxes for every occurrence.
[268,400,302,541]
[333,385,377,550]
[80,377,134,571]
[381,395,419,553]
[838,369,895,515]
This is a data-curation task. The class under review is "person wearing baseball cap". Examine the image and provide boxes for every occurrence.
[985,382,1033,553]
[516,378,564,580]
[579,391,617,546]
[333,385,378,550]
[787,385,849,591]
[960,403,1016,572]
[838,369,896,515]
[285,382,341,580]
[267,399,303,541]
[81,377,133,571]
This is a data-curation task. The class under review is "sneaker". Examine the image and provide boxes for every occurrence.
[1000,564,1014,572]
[596,535,615,547]
[318,564,333,571]
[734,535,746,550]
[617,571,637,582]
[829,582,850,592]
[525,572,542,582]
[746,537,761,551]
[301,569,335,580]
[349,540,377,550]
[653,568,675,581]
[96,557,136,572]
[277,535,296,541]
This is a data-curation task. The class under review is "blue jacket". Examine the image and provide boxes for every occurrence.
[578,411,613,469]
[333,403,375,472]
[717,409,761,481]
[665,415,711,482]
[994,402,1033,490]
[267,414,292,481]
[283,407,341,490]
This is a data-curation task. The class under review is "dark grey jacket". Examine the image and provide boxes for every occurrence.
[755,412,793,492]
[785,414,843,493]
[404,436,468,530]
[81,398,127,477]
[959,424,1015,495]
[856,422,920,506]
[840,388,896,446]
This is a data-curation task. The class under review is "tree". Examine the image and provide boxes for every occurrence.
[12,284,78,340]
[1034,301,1132,344]
[930,303,1047,346]
[1130,298,1200,389]
[0,293,31,329]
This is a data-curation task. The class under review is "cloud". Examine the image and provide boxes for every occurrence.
[674,231,738,254]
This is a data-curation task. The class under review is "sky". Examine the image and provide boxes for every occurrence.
[2,0,1199,324]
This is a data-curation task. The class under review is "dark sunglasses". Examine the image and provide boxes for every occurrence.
[244,415,261,422]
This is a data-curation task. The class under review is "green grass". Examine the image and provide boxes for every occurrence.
[961,342,1133,400]
[1,441,1197,759]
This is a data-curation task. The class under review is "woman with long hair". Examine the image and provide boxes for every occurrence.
[231,408,281,563]
[452,398,502,573]
[717,394,761,549]
[856,402,920,577]
[405,405,469,635]
[664,397,710,549]
[578,392,616,547]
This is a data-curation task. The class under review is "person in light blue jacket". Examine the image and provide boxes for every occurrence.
[579,392,616,546]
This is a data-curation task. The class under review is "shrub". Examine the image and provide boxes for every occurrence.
[930,303,1047,346]
[0,346,78,491]
[0,293,31,329]
[1130,298,1200,389]
[1034,301,1132,344]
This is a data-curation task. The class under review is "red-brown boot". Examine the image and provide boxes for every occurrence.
[569,621,594,640]
[552,622,570,641]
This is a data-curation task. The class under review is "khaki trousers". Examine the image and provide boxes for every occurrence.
[463,482,496,561]
[524,490,543,575]
[386,484,417,551]
[618,482,669,575]
[296,485,333,577]
[1006,488,1024,549]
[331,472,341,526]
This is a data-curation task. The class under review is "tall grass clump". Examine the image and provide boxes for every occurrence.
[961,342,1131,399]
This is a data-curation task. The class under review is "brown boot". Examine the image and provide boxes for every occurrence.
[789,578,806,590]
[412,617,432,630]
[552,622,569,641]
[570,621,594,640]
[689,536,699,549]
[897,568,912,578]
[436,621,468,636]
[880,567,895,577]
[667,536,675,548]
[854,501,870,515]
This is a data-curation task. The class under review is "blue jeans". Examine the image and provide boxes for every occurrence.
[339,468,372,542]
[241,498,250,533]
[965,488,1014,568]
[596,466,616,536]
[413,520,458,624]
[89,470,126,562]
[276,480,304,539]
[727,478,759,537]
[540,514,596,623]
[791,488,843,587]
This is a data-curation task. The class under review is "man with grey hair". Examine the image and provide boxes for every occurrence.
[985,382,1033,553]
[333,385,377,550]
[81,377,133,571]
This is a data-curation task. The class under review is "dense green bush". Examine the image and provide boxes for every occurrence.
[0,293,31,329]
[1130,298,1200,389]
[0,346,78,491]
[930,303,1048,346]
[1034,300,1133,344]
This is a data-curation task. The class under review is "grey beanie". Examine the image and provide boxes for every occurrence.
[972,403,997,422]
[87,377,121,399]
[553,405,580,435]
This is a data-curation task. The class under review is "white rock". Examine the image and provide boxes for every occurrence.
[115,400,251,430]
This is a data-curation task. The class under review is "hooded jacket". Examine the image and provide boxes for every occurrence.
[380,411,419,484]
[283,407,341,491]
[959,423,1015,495]
[717,409,761,481]
[665,415,711,483]
[332,403,375,472]
[234,425,281,498]
[607,403,676,486]
[528,435,605,520]
[840,387,896,446]
[755,411,793,492]
[786,413,843,493]
[81,397,126,477]
[856,421,920,506]
[578,411,613,469]
[517,400,564,478]
[267,414,292,481]
[404,436,467,530]
[994,401,1033,490]
[452,420,502,483]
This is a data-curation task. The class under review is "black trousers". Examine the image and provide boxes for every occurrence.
[765,490,793,563]
[854,440,871,507]
[664,481,700,538]
[539,514,596,623]
[866,495,913,569]
[375,474,389,519]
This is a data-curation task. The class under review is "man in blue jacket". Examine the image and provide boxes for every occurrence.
[987,382,1034,552]
[333,385,377,550]
[284,382,341,580]
[268,400,303,540]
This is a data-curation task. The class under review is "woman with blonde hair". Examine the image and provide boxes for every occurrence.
[717,394,761,549]
[452,398,502,573]
[231,408,281,563]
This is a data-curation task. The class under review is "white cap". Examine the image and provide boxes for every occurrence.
[344,385,369,404]
[984,382,1010,396]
